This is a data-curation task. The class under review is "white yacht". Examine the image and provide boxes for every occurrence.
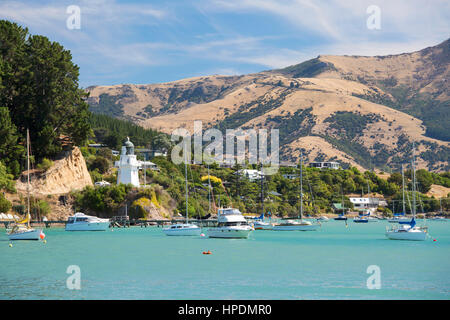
[65,212,110,231]
[207,208,253,238]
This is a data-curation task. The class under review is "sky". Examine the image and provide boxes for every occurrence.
[1,0,449,88]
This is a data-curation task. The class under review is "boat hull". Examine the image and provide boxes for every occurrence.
[388,218,411,223]
[253,222,273,230]
[272,224,320,231]
[65,221,110,231]
[207,226,253,238]
[163,225,202,236]
[8,228,43,240]
[385,230,427,241]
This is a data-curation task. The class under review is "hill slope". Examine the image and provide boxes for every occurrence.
[86,39,450,171]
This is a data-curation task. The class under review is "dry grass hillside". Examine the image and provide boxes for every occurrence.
[87,39,450,172]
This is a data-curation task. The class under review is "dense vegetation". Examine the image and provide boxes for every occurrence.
[72,152,450,219]
[89,113,170,150]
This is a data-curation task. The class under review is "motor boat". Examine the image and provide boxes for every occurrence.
[252,219,273,230]
[65,212,110,231]
[163,223,202,236]
[207,208,253,238]
[316,216,329,222]
[272,219,321,231]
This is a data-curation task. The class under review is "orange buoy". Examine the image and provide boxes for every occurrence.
[40,233,45,240]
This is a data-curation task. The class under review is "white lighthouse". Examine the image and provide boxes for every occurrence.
[116,137,140,187]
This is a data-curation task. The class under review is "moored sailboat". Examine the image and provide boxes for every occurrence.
[163,154,201,236]
[273,153,320,231]
[386,147,428,241]
[7,130,44,241]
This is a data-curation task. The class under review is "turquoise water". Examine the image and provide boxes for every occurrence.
[0,220,449,300]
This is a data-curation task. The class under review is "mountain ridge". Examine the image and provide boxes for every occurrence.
[86,39,450,172]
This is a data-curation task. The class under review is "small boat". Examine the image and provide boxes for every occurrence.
[8,215,43,240]
[385,148,428,241]
[163,155,201,236]
[207,208,253,238]
[163,223,202,236]
[253,219,273,230]
[430,216,446,221]
[353,216,368,223]
[354,211,377,223]
[272,154,320,232]
[7,130,43,241]
[334,214,347,221]
[272,219,320,231]
[316,216,329,222]
[385,219,428,241]
[65,212,110,231]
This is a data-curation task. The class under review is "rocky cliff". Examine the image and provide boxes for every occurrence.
[16,147,93,196]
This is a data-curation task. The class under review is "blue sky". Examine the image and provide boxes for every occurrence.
[1,0,449,88]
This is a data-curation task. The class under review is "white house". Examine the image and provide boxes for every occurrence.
[349,197,388,214]
[235,169,263,181]
[309,161,340,170]
[282,173,298,180]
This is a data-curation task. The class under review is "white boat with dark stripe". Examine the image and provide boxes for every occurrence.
[207,208,253,239]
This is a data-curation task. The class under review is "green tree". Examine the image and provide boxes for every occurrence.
[0,107,25,177]
[0,193,12,212]
[416,169,433,193]
[0,20,91,167]
[0,161,16,192]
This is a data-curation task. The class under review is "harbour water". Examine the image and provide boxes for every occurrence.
[1,220,449,299]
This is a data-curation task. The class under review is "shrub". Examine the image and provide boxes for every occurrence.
[37,158,54,171]
[0,193,12,212]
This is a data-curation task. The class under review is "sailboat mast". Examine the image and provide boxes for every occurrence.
[185,153,189,223]
[260,162,264,217]
[300,153,303,220]
[27,129,30,228]
[207,164,211,213]
[412,145,416,218]
[401,164,406,213]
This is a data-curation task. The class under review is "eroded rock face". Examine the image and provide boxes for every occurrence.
[16,147,93,196]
